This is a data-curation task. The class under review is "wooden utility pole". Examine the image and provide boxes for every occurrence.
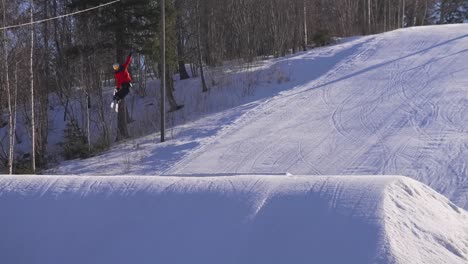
[160,0,166,142]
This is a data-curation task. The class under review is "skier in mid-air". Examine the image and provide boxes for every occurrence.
[111,52,133,109]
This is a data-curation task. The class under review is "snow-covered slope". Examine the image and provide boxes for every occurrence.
[167,25,468,209]
[0,175,466,264]
[384,178,468,263]
[52,25,468,211]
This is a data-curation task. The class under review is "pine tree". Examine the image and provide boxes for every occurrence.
[69,0,159,60]
[62,119,88,160]
[150,0,182,110]
[436,0,468,24]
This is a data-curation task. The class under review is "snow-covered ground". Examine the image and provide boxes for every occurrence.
[0,175,467,264]
[52,25,467,210]
[1,25,468,264]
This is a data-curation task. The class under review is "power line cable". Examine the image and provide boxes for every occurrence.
[0,0,120,31]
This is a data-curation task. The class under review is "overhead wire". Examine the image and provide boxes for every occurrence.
[0,0,121,31]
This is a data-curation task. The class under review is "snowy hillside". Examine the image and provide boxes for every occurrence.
[0,175,466,264]
[52,25,468,211]
[3,24,466,264]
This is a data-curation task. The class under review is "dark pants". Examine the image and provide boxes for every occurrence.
[115,83,131,101]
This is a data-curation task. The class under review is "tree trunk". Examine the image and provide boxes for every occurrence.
[166,64,180,110]
[175,0,190,80]
[362,0,367,34]
[30,0,36,173]
[197,0,208,93]
[160,0,166,142]
[439,0,446,24]
[36,0,50,168]
[178,61,190,80]
[303,0,307,51]
[367,0,371,33]
[384,0,387,31]
[12,62,19,173]
[421,0,428,26]
[402,0,405,28]
[86,93,91,153]
[96,72,111,147]
[117,99,129,141]
[3,0,13,174]
[412,0,419,26]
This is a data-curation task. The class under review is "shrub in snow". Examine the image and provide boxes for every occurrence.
[13,155,37,174]
[313,30,334,47]
[61,119,88,160]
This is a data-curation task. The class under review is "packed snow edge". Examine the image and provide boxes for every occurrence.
[0,175,467,264]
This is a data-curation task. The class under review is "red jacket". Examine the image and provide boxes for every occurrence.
[114,54,132,89]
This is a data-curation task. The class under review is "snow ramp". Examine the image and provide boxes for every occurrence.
[0,175,466,264]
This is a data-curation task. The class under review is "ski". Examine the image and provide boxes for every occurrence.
[110,101,119,112]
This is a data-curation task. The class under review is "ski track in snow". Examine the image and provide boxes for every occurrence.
[165,26,468,209]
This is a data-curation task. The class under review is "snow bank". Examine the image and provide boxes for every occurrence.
[384,179,468,263]
[0,175,466,264]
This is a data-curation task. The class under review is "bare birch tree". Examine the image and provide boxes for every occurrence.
[2,0,13,174]
[30,0,36,173]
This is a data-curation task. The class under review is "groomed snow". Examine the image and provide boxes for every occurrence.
[2,24,467,264]
[0,175,467,264]
[51,25,468,211]
[165,25,468,210]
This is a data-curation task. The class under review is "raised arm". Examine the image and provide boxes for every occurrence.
[122,53,132,69]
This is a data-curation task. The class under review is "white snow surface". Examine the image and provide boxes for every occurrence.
[3,25,467,263]
[0,175,467,264]
[52,25,468,210]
